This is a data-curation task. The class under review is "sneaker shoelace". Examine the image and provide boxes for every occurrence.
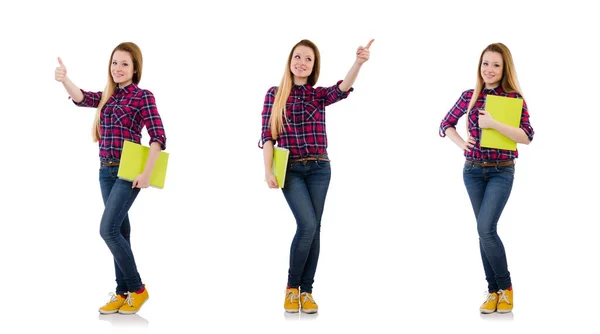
[286,290,299,303]
[106,292,119,305]
[498,290,511,305]
[301,293,315,304]
[124,292,135,307]
[483,292,497,304]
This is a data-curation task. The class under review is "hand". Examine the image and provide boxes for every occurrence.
[478,110,496,129]
[356,39,374,64]
[55,57,68,82]
[266,173,279,189]
[460,136,476,152]
[132,173,150,189]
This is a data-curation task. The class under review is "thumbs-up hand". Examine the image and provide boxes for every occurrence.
[55,57,67,82]
[356,39,374,64]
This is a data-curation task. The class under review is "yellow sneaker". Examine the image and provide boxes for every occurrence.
[118,287,149,314]
[284,288,300,313]
[99,292,126,314]
[300,292,318,314]
[480,292,499,314]
[497,289,513,313]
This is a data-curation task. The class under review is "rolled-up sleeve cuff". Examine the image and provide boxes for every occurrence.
[150,136,167,150]
[439,124,453,137]
[72,89,90,106]
[336,80,354,97]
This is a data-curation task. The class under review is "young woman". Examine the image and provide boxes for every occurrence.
[439,43,534,314]
[260,39,373,314]
[55,42,166,315]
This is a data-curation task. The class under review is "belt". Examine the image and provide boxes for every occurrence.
[467,160,515,167]
[290,153,330,163]
[101,161,120,167]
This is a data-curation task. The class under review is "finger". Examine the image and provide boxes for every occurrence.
[132,180,137,189]
[365,39,374,49]
[58,57,65,68]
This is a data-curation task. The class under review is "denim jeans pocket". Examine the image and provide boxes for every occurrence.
[495,166,515,175]
[463,164,474,174]
[315,160,330,169]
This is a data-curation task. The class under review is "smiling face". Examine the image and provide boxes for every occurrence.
[480,51,504,89]
[111,50,135,87]
[289,45,315,85]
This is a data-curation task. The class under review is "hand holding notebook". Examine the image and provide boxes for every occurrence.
[480,95,523,151]
[266,147,289,188]
[118,141,170,189]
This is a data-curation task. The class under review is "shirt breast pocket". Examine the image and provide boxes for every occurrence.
[112,105,134,129]
[304,100,322,122]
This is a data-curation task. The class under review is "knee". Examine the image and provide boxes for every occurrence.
[297,220,318,237]
[477,226,497,242]
[99,223,118,243]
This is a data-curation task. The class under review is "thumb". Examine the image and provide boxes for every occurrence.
[132,180,137,189]
[57,57,65,68]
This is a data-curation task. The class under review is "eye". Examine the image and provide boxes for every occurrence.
[306,57,312,62]
[482,62,488,66]
[294,55,300,59]
[494,64,500,68]
[123,63,129,67]
[112,61,117,65]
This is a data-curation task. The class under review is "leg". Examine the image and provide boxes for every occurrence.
[99,166,143,293]
[299,160,331,293]
[282,163,320,291]
[99,166,130,295]
[476,166,514,290]
[463,164,498,292]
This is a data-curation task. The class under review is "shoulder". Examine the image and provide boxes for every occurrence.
[506,91,523,99]
[461,89,474,98]
[137,87,154,97]
[267,86,277,95]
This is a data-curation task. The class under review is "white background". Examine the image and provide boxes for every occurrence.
[0,0,597,333]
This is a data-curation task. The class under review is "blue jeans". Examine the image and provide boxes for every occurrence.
[281,158,331,293]
[99,165,143,295]
[463,161,514,292]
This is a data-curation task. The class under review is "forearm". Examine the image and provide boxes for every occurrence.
[339,62,363,92]
[493,121,531,144]
[62,77,84,103]
[263,140,274,175]
[141,142,162,177]
[444,127,466,147]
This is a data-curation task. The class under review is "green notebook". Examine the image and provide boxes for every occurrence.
[118,140,169,189]
[481,95,523,151]
[269,147,290,188]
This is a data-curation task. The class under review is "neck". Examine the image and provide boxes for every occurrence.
[485,82,500,90]
[293,76,307,86]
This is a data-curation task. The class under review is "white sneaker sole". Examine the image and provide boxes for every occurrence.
[301,308,318,314]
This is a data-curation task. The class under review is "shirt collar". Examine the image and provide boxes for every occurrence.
[116,83,138,94]
[482,85,503,94]
[292,84,312,92]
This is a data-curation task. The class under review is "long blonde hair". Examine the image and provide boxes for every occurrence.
[466,43,523,132]
[92,42,143,142]
[269,39,321,140]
